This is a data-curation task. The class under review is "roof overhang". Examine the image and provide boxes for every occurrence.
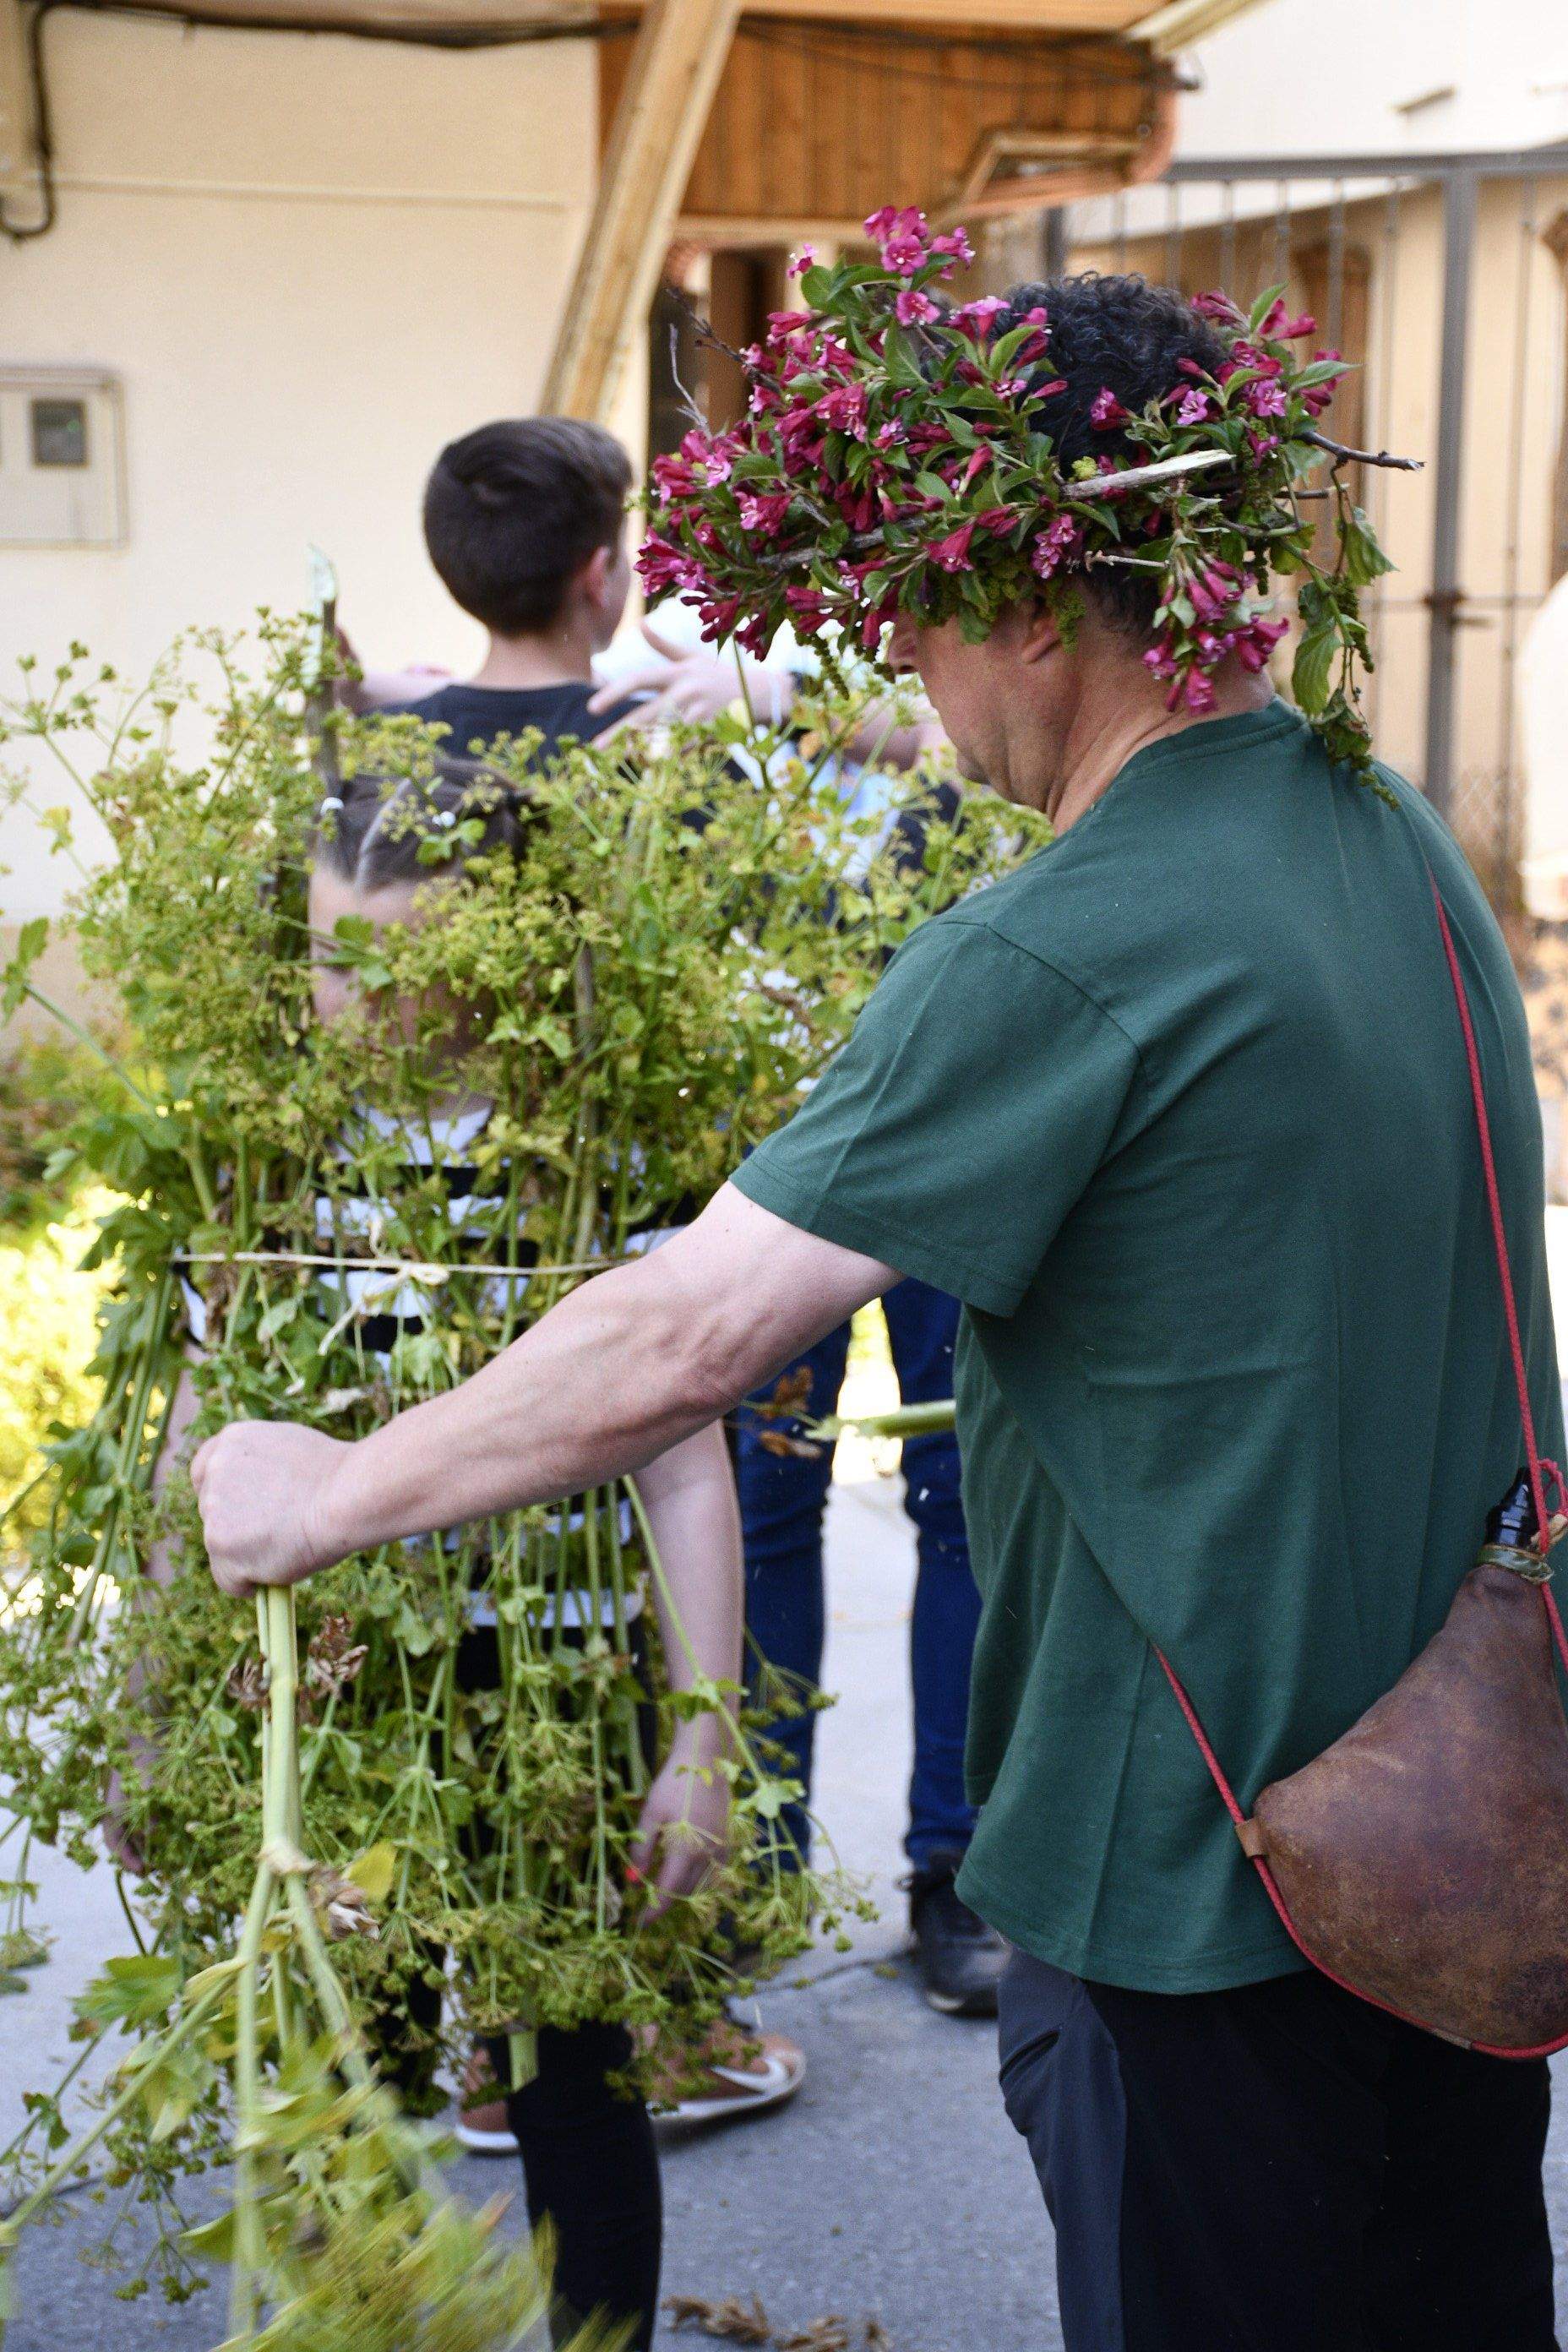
[12,0,1266,44]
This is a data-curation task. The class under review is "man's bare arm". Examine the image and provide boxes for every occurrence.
[192,1185,897,1597]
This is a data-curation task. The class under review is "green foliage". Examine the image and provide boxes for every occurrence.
[0,621,1034,2332]
[0,1193,110,1554]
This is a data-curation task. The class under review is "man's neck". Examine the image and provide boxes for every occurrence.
[1045,666,1277,835]
[468,622,596,693]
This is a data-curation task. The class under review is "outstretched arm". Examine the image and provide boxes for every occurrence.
[192,1184,896,1598]
[626,1418,744,1904]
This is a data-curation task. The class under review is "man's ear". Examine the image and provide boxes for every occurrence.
[1017,597,1066,667]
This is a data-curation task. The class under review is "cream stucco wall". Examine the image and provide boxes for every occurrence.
[0,9,630,928]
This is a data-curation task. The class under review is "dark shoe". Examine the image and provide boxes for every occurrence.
[905,1851,1008,2017]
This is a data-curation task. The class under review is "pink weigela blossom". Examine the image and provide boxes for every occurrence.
[1031,514,1085,579]
[864,204,931,276]
[1090,388,1131,429]
[1257,298,1318,340]
[1243,378,1289,421]
[896,287,941,328]
[929,521,977,573]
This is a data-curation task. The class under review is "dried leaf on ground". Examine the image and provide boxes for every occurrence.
[778,2321,851,2351]
[665,2293,774,2344]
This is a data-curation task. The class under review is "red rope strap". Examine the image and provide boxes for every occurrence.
[1152,868,1568,2057]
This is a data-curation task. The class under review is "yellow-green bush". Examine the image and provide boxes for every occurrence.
[0,1196,108,1554]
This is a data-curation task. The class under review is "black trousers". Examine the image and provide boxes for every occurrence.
[999,1950,1557,2352]
[381,1622,662,2351]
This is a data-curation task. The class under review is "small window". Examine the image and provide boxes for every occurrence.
[31,398,88,468]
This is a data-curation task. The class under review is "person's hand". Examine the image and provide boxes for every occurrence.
[331,623,453,715]
[589,620,793,733]
[628,1725,731,1911]
[191,1420,352,1598]
[103,1755,150,1874]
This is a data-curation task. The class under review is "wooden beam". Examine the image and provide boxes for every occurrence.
[542,0,740,421]
[1132,0,1271,52]
[618,0,1152,23]
[0,0,46,233]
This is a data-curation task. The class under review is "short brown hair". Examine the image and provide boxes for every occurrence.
[422,417,632,635]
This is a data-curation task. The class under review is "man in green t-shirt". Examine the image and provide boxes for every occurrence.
[193,271,1560,2349]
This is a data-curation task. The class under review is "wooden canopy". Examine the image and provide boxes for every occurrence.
[545,0,1274,416]
[0,0,1271,417]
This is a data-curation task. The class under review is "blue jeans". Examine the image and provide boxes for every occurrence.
[735,1277,981,1869]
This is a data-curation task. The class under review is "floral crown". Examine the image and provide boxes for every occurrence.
[639,208,1416,776]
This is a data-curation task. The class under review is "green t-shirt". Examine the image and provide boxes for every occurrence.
[732,700,1562,1993]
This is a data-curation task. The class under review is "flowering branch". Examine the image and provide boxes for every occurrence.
[637,210,1413,775]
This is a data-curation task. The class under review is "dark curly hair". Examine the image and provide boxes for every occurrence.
[992,273,1231,637]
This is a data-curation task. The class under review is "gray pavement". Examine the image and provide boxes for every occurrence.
[4,1469,1568,2347]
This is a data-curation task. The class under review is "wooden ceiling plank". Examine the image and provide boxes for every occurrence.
[542,0,741,420]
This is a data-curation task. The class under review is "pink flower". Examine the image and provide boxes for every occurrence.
[865,204,931,275]
[1243,378,1289,421]
[835,483,878,532]
[1174,388,1213,426]
[817,381,868,435]
[951,295,1008,337]
[1191,290,1243,324]
[1257,298,1317,340]
[699,594,744,643]
[874,421,908,449]
[1233,614,1288,672]
[636,535,705,599]
[930,227,976,269]
[1031,514,1085,579]
[736,490,793,536]
[1184,667,1218,714]
[650,452,698,499]
[1246,428,1281,460]
[860,591,900,651]
[789,243,817,276]
[976,505,1016,538]
[1302,351,1344,416]
[784,585,833,634]
[896,287,940,328]
[1187,559,1241,622]
[929,521,977,572]
[1090,388,1130,429]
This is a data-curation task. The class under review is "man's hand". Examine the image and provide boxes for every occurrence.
[589,619,793,733]
[191,1421,351,1598]
[628,1727,730,1912]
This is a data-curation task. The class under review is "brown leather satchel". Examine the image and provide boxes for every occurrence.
[1157,874,1568,2055]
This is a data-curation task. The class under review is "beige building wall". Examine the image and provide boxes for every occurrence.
[0,9,623,938]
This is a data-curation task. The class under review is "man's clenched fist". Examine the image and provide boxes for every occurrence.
[191,1421,352,1598]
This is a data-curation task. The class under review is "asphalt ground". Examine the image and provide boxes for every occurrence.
[4,1467,1568,2349]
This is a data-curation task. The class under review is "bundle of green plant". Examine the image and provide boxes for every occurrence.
[0,622,1032,2328]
